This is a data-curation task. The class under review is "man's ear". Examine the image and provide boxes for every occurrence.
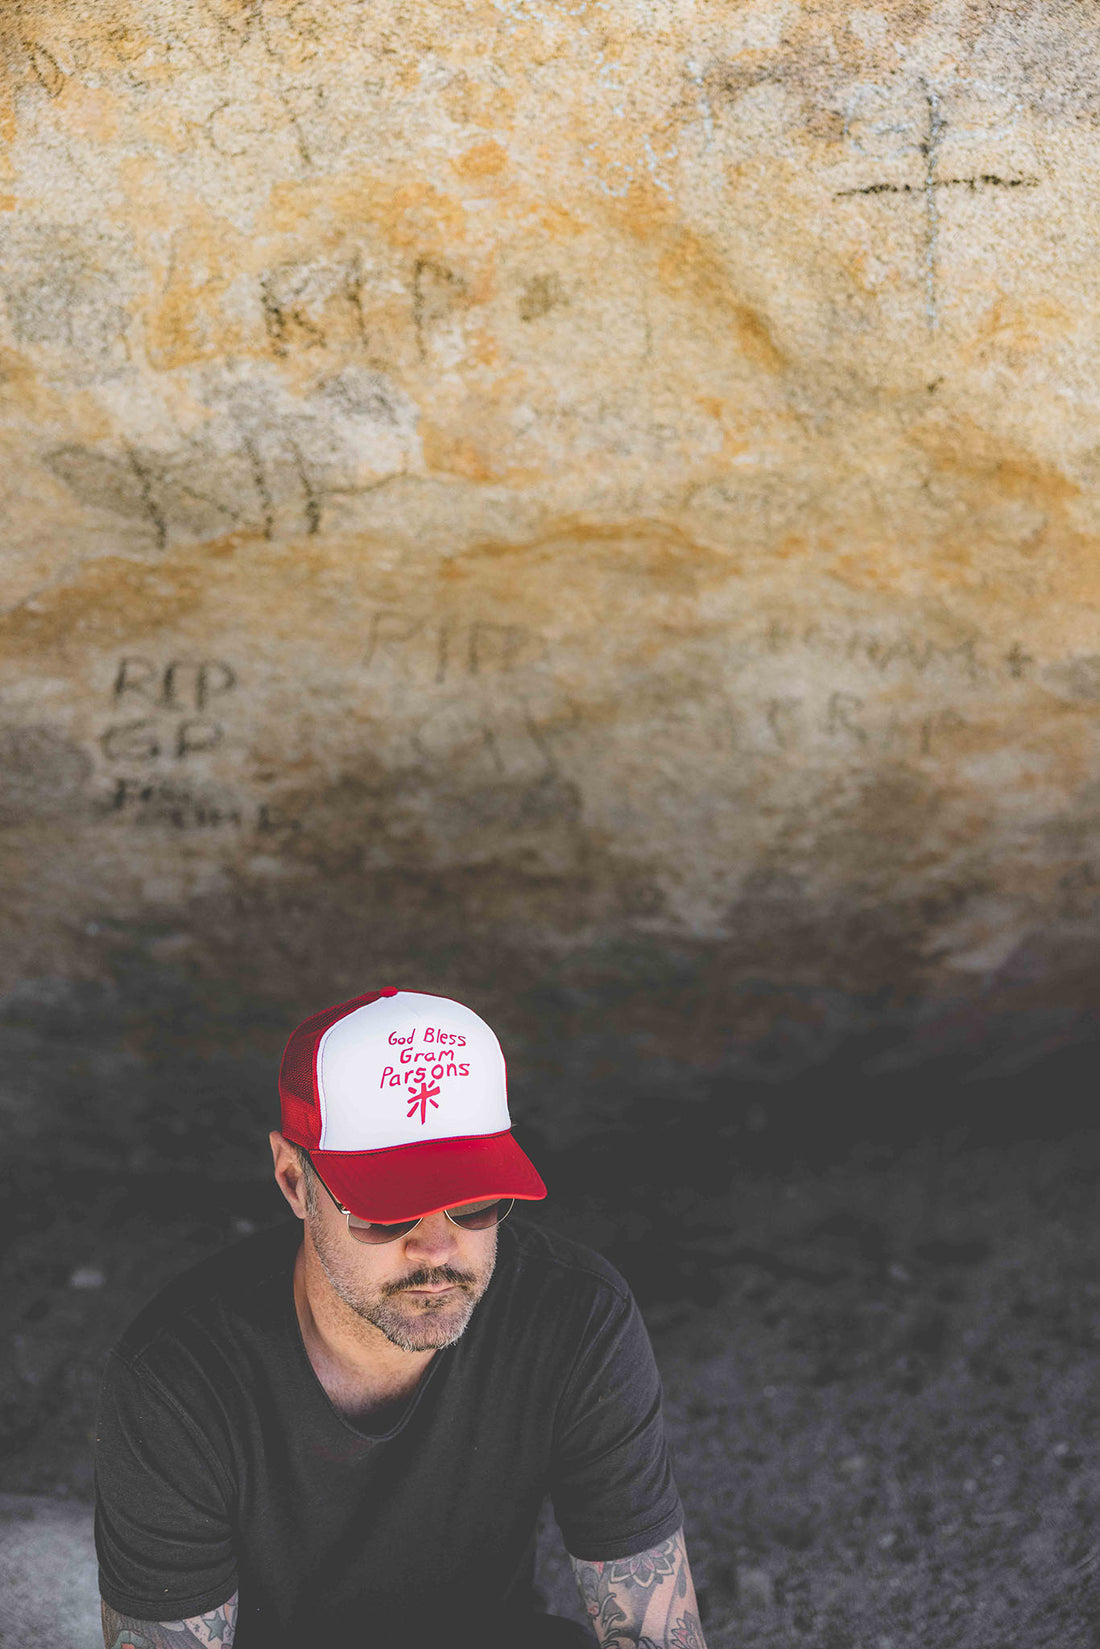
[269,1130,309,1220]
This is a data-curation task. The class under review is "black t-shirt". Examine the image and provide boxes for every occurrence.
[94,1214,683,1646]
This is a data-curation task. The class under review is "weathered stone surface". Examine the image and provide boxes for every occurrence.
[0,1496,101,1642]
[2,1,1099,1158]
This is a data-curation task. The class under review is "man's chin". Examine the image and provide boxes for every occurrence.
[374,1294,476,1351]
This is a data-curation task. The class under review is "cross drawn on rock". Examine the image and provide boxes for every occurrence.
[835,84,1040,331]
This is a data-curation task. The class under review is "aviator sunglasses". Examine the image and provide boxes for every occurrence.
[313,1167,514,1244]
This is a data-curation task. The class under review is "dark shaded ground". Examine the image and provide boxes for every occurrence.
[1,1083,1097,1647]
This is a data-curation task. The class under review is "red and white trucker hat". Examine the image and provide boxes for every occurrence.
[278,988,547,1222]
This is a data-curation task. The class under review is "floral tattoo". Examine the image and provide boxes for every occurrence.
[569,1529,707,1648]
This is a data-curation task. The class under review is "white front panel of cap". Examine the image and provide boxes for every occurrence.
[316,992,510,1150]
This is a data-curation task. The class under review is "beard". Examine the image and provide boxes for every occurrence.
[308,1214,498,1353]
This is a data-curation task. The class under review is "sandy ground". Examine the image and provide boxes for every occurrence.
[1,1129,1096,1646]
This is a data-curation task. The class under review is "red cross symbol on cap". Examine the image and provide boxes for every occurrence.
[407,1079,441,1125]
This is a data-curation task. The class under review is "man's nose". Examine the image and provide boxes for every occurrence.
[402,1211,460,1265]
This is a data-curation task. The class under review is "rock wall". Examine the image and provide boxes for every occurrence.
[2,1,1099,1165]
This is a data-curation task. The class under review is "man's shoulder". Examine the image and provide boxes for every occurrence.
[110,1217,301,1373]
[502,1214,634,1309]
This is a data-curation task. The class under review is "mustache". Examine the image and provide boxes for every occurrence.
[387,1268,474,1292]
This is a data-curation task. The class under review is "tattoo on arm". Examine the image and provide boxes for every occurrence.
[569,1527,707,1649]
[101,1592,238,1649]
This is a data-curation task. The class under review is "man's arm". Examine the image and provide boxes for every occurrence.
[101,1593,238,1649]
[569,1526,707,1649]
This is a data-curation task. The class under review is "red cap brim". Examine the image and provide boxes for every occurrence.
[309,1129,547,1223]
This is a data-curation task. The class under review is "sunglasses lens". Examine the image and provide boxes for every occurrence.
[449,1197,513,1230]
[346,1215,419,1244]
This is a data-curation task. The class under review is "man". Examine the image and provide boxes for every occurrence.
[95,988,708,1648]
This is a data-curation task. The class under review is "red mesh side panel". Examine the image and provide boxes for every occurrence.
[277,989,397,1145]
